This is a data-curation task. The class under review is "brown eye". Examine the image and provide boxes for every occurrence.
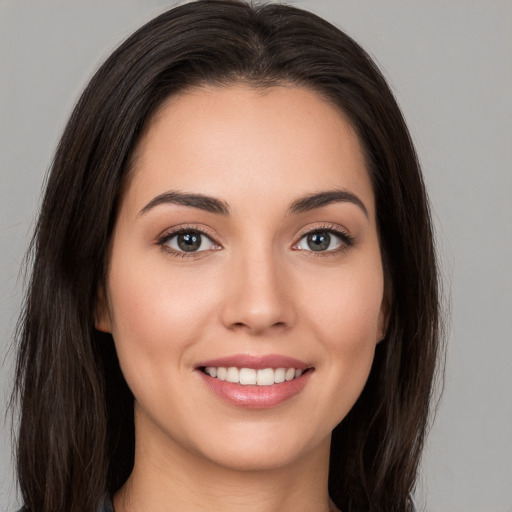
[163,230,217,253]
[177,232,202,252]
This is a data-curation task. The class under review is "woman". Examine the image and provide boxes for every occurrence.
[12,1,441,511]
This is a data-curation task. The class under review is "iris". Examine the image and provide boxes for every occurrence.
[177,232,202,252]
[307,232,331,251]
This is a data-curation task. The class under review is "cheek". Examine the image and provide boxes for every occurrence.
[105,262,220,432]
[299,259,384,345]
[105,255,221,383]
[296,258,383,408]
[109,253,212,330]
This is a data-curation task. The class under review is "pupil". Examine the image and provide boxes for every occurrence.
[307,232,330,251]
[177,232,201,252]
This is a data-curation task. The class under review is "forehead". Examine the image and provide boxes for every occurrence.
[124,83,374,219]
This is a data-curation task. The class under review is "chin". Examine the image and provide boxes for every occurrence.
[183,419,332,473]
[199,442,318,473]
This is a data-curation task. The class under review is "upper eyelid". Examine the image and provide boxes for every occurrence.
[158,224,220,244]
[295,223,351,239]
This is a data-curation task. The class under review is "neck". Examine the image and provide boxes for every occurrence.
[114,419,334,512]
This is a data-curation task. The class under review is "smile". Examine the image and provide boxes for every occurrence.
[202,366,304,386]
[196,355,313,409]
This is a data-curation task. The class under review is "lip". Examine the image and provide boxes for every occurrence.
[195,354,313,409]
[196,353,310,370]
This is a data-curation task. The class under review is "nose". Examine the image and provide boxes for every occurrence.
[220,246,296,336]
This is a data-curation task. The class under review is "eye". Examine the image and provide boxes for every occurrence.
[159,229,219,254]
[294,229,352,252]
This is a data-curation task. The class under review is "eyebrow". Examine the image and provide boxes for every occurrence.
[287,189,368,218]
[139,191,230,216]
[138,188,368,218]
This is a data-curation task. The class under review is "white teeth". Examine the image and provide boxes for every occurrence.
[285,368,295,381]
[204,366,306,386]
[205,366,217,378]
[239,368,257,385]
[257,368,275,386]
[274,368,285,384]
[226,367,239,383]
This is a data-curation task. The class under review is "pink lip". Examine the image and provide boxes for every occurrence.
[198,370,312,409]
[195,354,313,409]
[196,353,310,370]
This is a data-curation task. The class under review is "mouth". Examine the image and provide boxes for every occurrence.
[200,366,307,386]
[195,355,314,409]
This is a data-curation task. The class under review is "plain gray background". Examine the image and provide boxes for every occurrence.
[1,1,511,511]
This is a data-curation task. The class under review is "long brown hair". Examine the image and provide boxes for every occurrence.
[12,1,442,511]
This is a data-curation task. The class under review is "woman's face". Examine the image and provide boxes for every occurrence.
[99,84,386,472]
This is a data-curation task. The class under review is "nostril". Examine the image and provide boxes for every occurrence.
[229,320,288,333]
[220,284,296,334]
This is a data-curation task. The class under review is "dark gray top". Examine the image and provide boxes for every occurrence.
[16,496,114,512]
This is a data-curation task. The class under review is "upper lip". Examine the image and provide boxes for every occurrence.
[196,354,311,370]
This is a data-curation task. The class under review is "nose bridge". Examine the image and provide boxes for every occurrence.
[221,238,294,334]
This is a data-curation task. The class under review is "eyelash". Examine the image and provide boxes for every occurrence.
[156,225,220,259]
[294,224,355,257]
[156,223,354,259]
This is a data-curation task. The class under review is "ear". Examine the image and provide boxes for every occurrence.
[94,285,112,333]
[376,292,391,344]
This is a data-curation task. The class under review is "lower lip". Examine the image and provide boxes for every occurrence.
[198,370,312,409]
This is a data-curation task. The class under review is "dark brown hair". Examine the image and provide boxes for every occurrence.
[12,1,442,511]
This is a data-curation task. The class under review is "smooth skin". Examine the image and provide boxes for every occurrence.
[97,84,387,512]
